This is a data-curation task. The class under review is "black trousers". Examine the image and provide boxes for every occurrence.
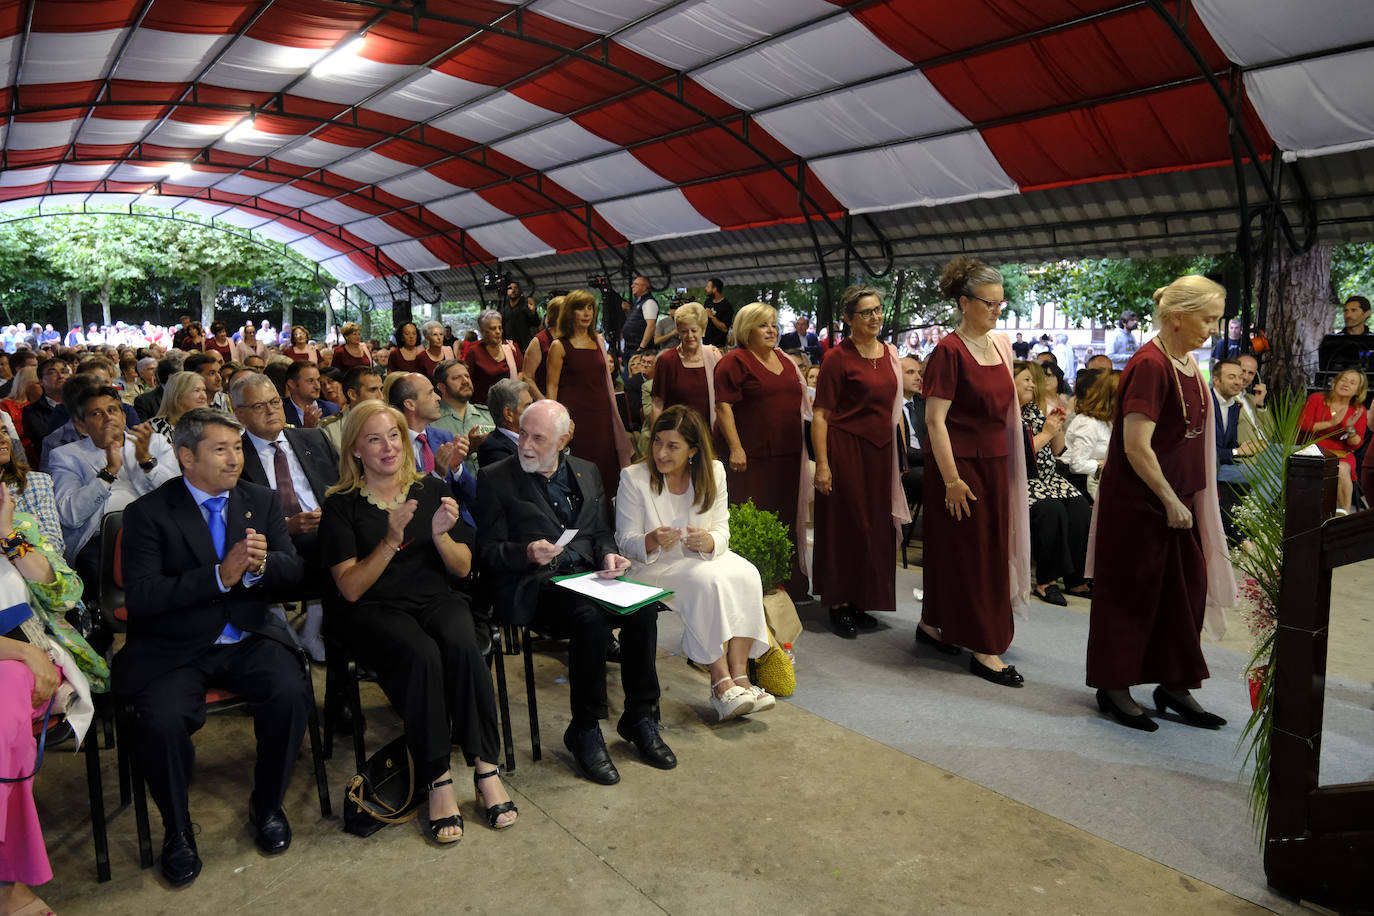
[123,636,310,835]
[1029,494,1092,588]
[533,586,660,731]
[336,593,498,786]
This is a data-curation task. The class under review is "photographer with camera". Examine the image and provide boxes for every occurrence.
[501,281,540,352]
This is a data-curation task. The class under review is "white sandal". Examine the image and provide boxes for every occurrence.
[709,678,755,721]
[733,677,775,712]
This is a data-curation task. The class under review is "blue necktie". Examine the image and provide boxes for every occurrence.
[204,495,242,642]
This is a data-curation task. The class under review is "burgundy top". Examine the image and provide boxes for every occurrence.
[654,347,710,421]
[205,337,234,361]
[464,341,522,405]
[1110,341,1208,497]
[418,346,453,380]
[388,348,424,373]
[284,346,317,363]
[921,334,1015,458]
[532,329,553,393]
[714,348,803,459]
[332,346,372,369]
[814,339,897,447]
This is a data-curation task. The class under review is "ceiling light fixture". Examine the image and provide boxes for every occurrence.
[165,162,193,180]
[311,35,367,78]
[224,117,257,144]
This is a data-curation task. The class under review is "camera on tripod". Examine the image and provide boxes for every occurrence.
[483,269,511,291]
[586,275,611,291]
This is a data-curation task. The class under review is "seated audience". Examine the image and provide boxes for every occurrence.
[387,372,475,523]
[321,401,516,842]
[1014,361,1091,604]
[150,370,209,445]
[320,366,384,452]
[1235,354,1270,447]
[204,322,234,363]
[475,378,530,469]
[282,361,340,429]
[432,360,492,472]
[318,367,346,410]
[1298,369,1368,515]
[39,360,142,469]
[133,354,182,422]
[2,366,40,465]
[1211,359,1262,541]
[0,482,108,916]
[779,316,823,365]
[21,359,71,460]
[615,407,772,721]
[1061,370,1117,500]
[0,428,63,553]
[476,400,674,785]
[184,352,231,413]
[116,409,311,886]
[899,355,926,507]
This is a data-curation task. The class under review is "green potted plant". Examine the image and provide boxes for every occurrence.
[728,499,799,696]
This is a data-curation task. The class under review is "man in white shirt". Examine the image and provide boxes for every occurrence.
[49,377,177,596]
[1235,353,1270,447]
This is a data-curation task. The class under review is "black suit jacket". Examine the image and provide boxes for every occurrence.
[113,478,304,696]
[132,386,164,422]
[239,427,338,593]
[475,454,617,625]
[475,430,518,468]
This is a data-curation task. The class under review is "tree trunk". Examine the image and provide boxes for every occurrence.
[1256,245,1332,398]
[66,288,82,332]
[281,295,294,335]
[359,307,372,342]
[199,271,218,327]
[99,282,113,327]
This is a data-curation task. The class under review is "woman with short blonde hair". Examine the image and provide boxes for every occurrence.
[651,302,721,428]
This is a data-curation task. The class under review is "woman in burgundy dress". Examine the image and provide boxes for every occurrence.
[204,321,235,362]
[812,286,908,637]
[284,324,321,363]
[464,310,522,406]
[1088,275,1233,731]
[918,257,1030,687]
[522,296,561,400]
[1297,369,1367,514]
[418,320,456,379]
[715,303,811,598]
[546,289,631,498]
[388,321,425,373]
[651,303,720,427]
[332,322,373,369]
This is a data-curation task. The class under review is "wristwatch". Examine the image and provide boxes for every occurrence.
[139,456,158,472]
[97,467,118,484]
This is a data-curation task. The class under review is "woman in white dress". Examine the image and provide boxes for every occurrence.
[1060,370,1118,500]
[615,405,773,722]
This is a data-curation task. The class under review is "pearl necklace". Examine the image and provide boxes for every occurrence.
[955,328,993,358]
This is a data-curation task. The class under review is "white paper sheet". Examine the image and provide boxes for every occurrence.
[554,528,578,547]
[552,571,666,609]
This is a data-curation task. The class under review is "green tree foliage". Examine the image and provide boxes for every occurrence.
[1004,256,1223,327]
[1330,242,1374,307]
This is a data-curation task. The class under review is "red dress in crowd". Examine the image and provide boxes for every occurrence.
[554,344,627,498]
[1087,343,1210,690]
[331,346,372,369]
[713,347,809,596]
[1297,391,1368,476]
[531,329,553,394]
[464,342,521,405]
[920,334,1017,654]
[417,346,454,380]
[388,347,425,374]
[205,337,234,361]
[284,346,317,363]
[812,339,899,612]
[653,347,710,421]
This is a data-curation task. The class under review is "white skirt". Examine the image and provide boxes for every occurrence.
[632,547,770,664]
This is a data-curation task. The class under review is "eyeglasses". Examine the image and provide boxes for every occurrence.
[240,397,283,413]
[854,306,883,320]
[966,295,1008,310]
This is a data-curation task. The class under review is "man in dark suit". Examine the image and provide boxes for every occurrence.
[476,399,673,786]
[778,316,823,365]
[231,372,340,662]
[898,355,927,506]
[475,377,530,470]
[281,361,340,428]
[21,357,71,452]
[115,408,310,887]
[389,371,476,520]
[133,355,181,422]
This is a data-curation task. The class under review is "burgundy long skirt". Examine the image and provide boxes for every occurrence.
[813,428,897,610]
[1087,491,1208,689]
[921,454,1013,655]
[726,451,809,597]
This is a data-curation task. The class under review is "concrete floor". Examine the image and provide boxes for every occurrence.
[36,641,1273,915]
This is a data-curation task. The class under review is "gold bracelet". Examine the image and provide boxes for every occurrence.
[944,479,964,489]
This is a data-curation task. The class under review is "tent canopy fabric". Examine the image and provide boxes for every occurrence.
[0,0,1370,297]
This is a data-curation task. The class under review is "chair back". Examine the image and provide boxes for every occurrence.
[96,510,127,628]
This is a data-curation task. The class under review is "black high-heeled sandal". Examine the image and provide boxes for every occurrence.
[474,768,518,830]
[426,777,463,845]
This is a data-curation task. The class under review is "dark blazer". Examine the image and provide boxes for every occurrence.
[282,396,340,428]
[114,478,304,696]
[238,426,339,594]
[475,429,518,468]
[132,385,163,422]
[903,395,928,467]
[1211,390,1242,466]
[21,398,56,450]
[475,453,617,625]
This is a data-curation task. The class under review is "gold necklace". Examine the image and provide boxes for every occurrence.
[955,328,993,358]
[854,338,883,368]
[1153,338,1207,438]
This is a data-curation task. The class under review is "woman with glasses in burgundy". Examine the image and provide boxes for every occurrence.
[812,285,908,638]
[916,257,1030,687]
[1087,275,1235,732]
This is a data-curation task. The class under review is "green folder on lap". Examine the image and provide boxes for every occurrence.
[550,571,673,615]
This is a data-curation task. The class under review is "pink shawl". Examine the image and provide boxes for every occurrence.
[1084,344,1234,640]
[990,332,1033,616]
[787,352,815,577]
[884,342,912,527]
[499,341,519,379]
[701,345,722,429]
[597,334,633,467]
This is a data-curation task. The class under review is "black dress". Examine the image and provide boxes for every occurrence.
[320,476,498,782]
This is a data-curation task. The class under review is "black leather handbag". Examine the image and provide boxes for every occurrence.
[343,735,419,837]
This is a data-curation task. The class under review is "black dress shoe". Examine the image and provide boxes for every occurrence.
[1097,689,1159,732]
[969,656,1025,687]
[606,634,623,665]
[563,724,620,785]
[160,828,202,887]
[248,803,292,855]
[828,607,857,639]
[330,700,357,737]
[852,609,880,629]
[616,717,678,770]
[914,625,961,656]
[1153,686,1226,729]
[1035,584,1068,607]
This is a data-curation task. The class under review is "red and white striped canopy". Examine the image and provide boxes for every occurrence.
[0,0,1370,288]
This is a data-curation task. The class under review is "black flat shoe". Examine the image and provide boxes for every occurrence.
[1153,686,1226,729]
[914,625,961,656]
[1035,584,1068,606]
[1096,689,1159,732]
[969,656,1024,687]
[473,768,518,829]
[248,802,292,855]
[829,606,857,639]
[160,827,201,887]
[852,609,880,629]
[425,777,463,845]
[563,724,620,785]
[616,717,678,770]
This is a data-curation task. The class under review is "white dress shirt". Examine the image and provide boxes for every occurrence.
[245,430,320,513]
[50,433,178,561]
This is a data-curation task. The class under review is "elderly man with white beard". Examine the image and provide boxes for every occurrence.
[475,400,674,786]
